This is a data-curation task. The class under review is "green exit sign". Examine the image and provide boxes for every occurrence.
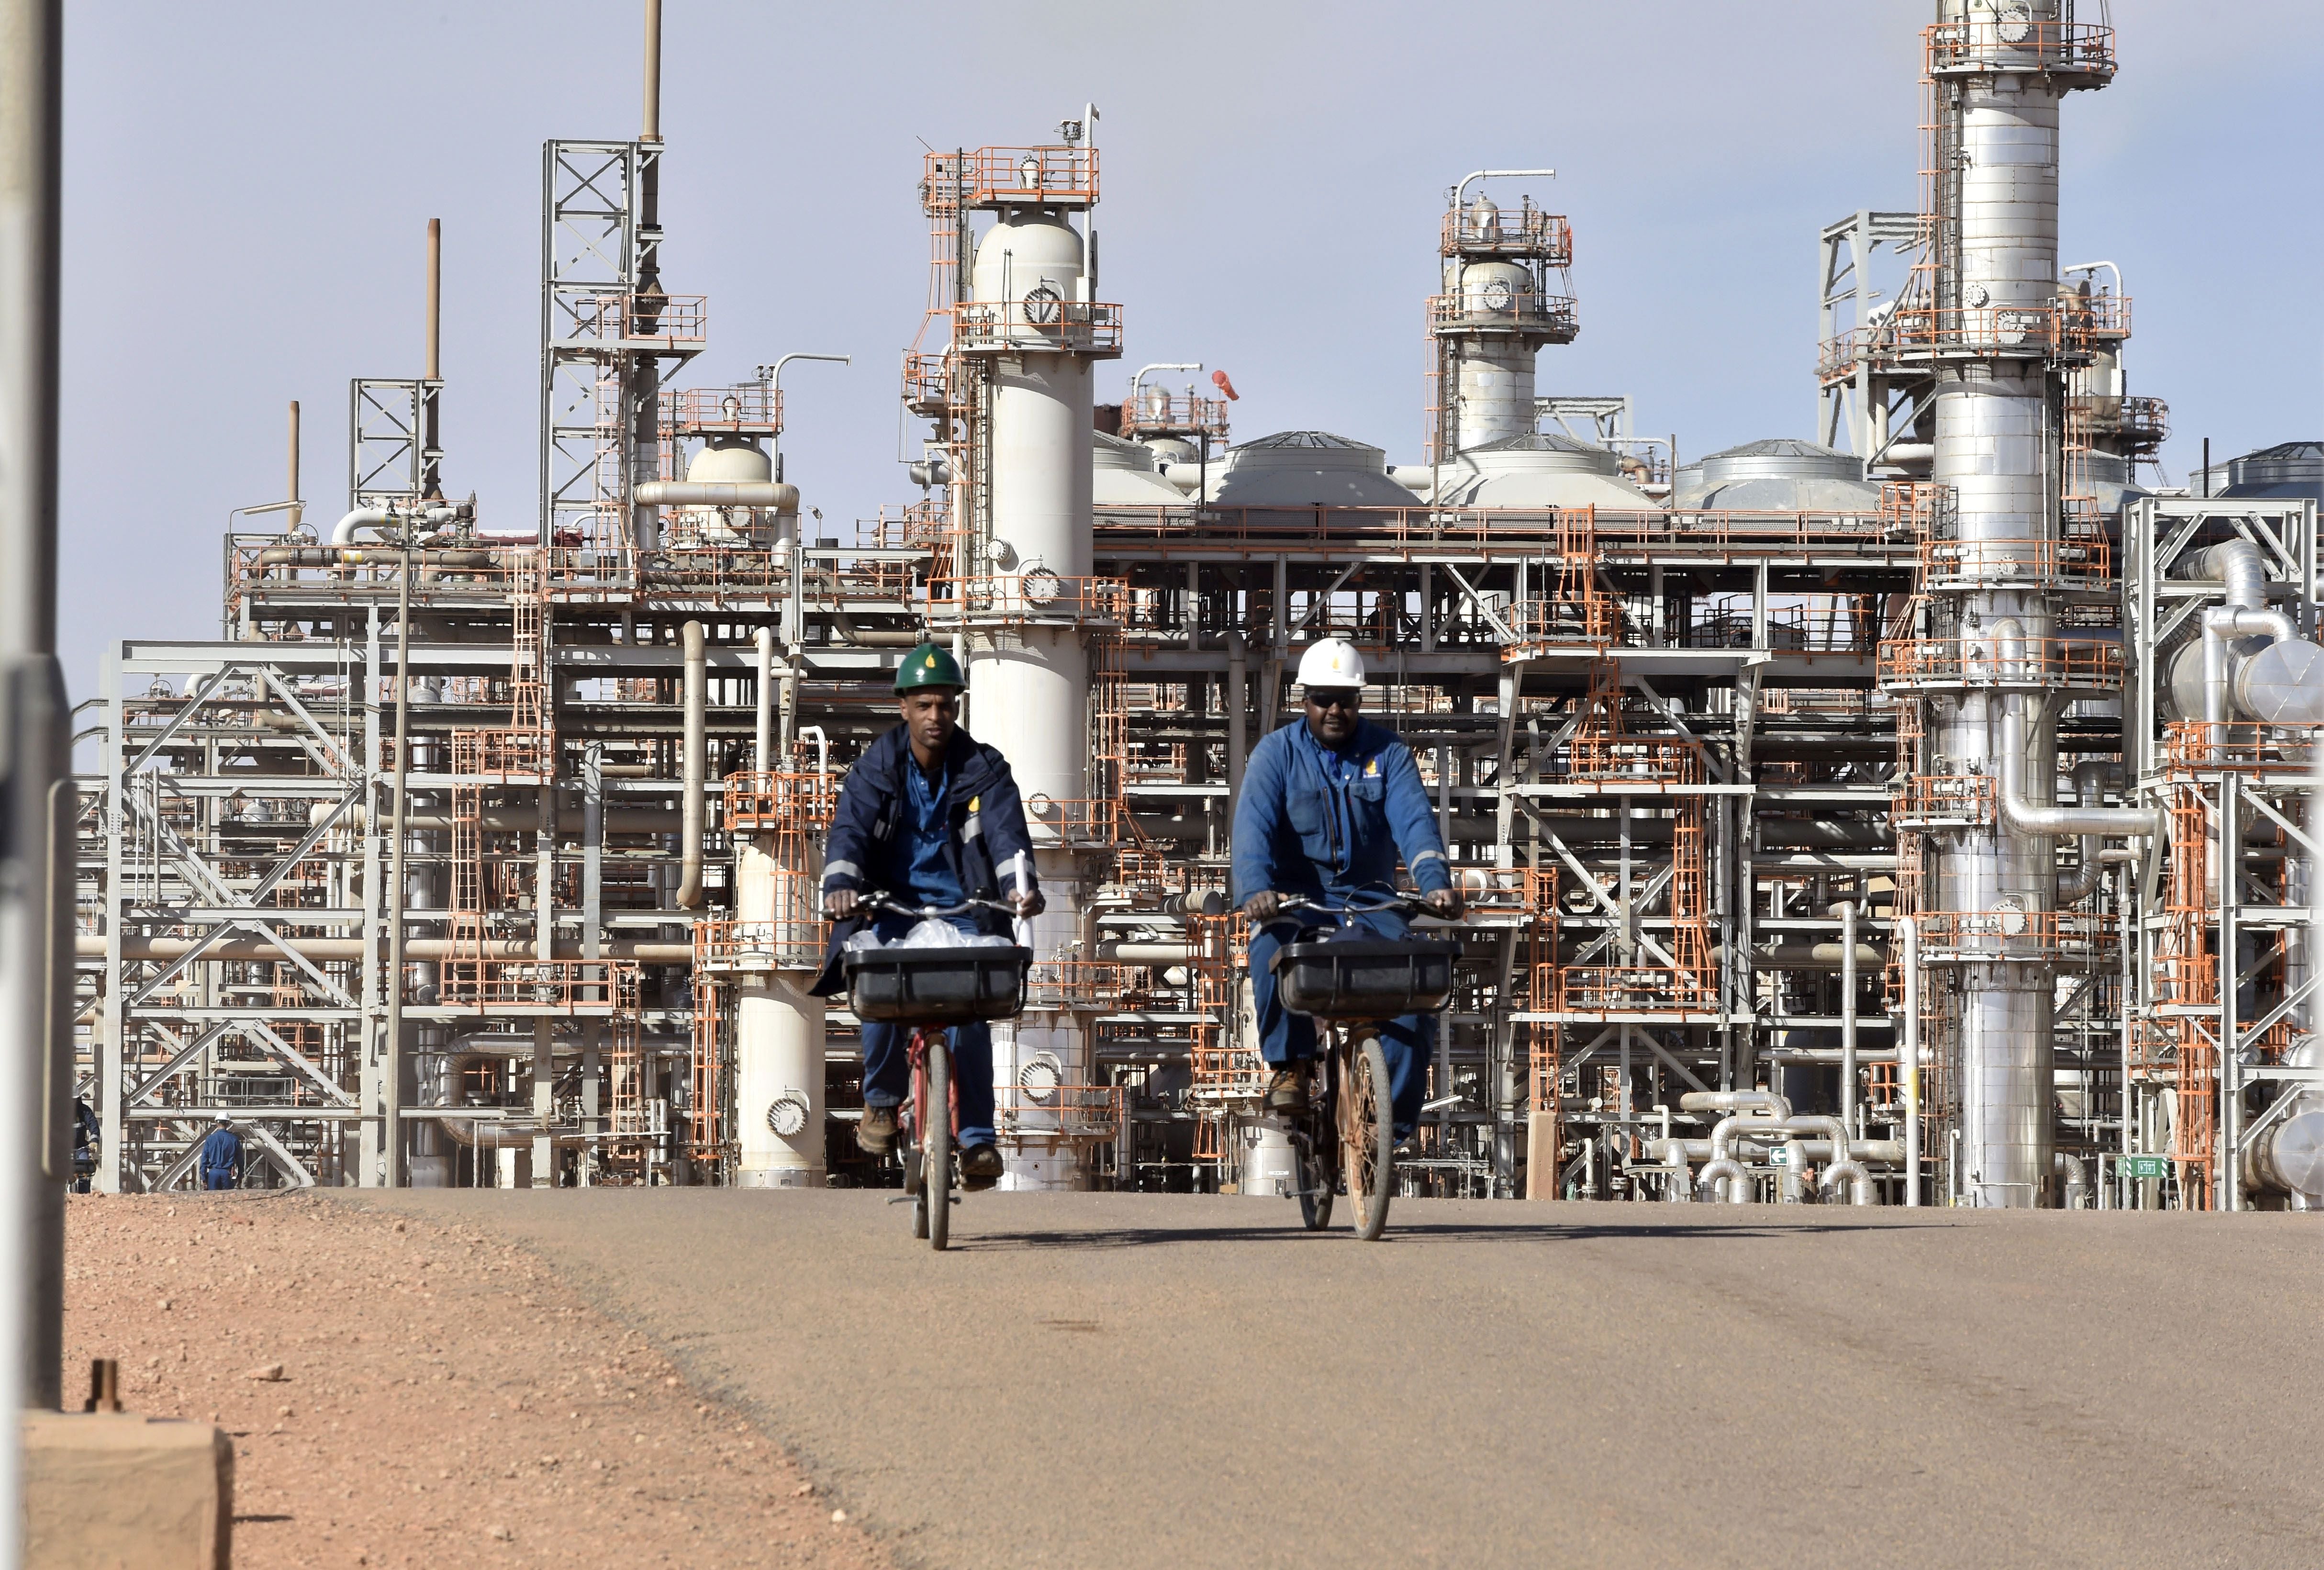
[2117,1155,2170,1179]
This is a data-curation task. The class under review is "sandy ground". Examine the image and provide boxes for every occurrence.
[60,1191,893,1570]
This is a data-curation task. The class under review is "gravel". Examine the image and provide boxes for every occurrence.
[62,1191,894,1570]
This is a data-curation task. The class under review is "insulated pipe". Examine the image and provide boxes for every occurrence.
[331,503,465,547]
[258,546,494,569]
[1095,942,1195,964]
[639,0,661,142]
[1839,900,1858,1140]
[1678,1089,1792,1120]
[830,606,922,647]
[631,480,801,510]
[431,1116,591,1152]
[79,934,694,964]
[1899,915,1922,1206]
[2054,1149,2088,1210]
[1699,1107,1788,1203]
[754,626,774,770]
[1783,1114,1870,1205]
[796,725,829,787]
[1644,1138,1906,1165]
[425,218,441,383]
[2184,540,2305,731]
[1453,168,1557,207]
[676,620,706,908]
[1753,942,1886,971]
[1999,694,2164,842]
[332,507,395,546]
[320,804,679,834]
[2056,760,2113,905]
[1696,1155,1749,1205]
[1644,1138,1693,1202]
[287,399,303,534]
[1128,361,1200,417]
[1226,632,1248,803]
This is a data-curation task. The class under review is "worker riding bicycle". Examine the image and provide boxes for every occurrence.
[1232,639,1463,1138]
[811,642,1044,1189]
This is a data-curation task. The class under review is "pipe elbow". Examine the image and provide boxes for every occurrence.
[1646,1139,1693,1202]
[332,507,395,546]
[1679,1089,1793,1121]
[1821,1159,1874,1206]
[1696,1156,1748,1204]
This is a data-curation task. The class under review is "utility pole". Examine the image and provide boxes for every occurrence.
[1,0,73,1541]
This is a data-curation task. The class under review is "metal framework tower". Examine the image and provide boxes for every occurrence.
[537,138,703,554]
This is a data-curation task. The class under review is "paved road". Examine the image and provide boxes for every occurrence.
[364,1191,2322,1569]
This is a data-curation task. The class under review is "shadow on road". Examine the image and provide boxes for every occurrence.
[954,1216,1944,1251]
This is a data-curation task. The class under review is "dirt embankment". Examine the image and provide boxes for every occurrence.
[62,1192,893,1570]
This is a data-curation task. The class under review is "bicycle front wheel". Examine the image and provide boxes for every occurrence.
[924,1041,951,1252]
[1343,1034,1394,1241]
[1297,1060,1336,1233]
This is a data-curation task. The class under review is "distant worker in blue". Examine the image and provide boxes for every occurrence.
[196,1114,244,1192]
[1232,638,1463,1134]
[812,642,1044,1189]
[72,1097,99,1193]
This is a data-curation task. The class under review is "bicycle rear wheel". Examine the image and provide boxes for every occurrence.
[924,1041,951,1252]
[1343,1034,1394,1240]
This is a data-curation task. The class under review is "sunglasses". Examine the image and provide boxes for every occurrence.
[1304,689,1361,711]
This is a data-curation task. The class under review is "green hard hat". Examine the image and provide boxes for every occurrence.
[894,641,965,694]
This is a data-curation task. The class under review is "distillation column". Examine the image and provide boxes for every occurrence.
[1922,0,2112,1205]
[1431,175,1575,455]
[959,153,1117,1190]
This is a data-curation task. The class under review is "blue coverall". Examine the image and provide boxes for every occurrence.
[811,721,1041,1151]
[1231,716,1453,1139]
[856,752,995,1146]
[197,1126,243,1191]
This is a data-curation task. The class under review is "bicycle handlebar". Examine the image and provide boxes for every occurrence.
[1275,893,1424,917]
[855,890,1022,920]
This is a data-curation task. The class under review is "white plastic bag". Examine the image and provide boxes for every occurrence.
[891,918,1010,950]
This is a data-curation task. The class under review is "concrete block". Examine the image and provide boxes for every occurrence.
[22,1411,233,1570]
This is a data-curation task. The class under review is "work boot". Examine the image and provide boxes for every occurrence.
[857,1104,898,1156]
[1266,1067,1308,1113]
[959,1143,1004,1191]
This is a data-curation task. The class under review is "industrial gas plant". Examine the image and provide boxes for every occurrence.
[75,0,2324,1213]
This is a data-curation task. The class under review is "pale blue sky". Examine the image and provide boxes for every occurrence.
[56,0,2323,695]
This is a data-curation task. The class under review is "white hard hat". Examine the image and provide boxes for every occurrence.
[1296,638,1367,688]
[214,1113,232,1124]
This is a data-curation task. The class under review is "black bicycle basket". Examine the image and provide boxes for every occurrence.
[842,944,1032,1025]
[1273,937,1457,1020]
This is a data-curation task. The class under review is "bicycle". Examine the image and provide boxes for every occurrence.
[1265,894,1458,1242]
[839,892,1031,1252]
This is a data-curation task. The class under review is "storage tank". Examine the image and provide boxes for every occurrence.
[1674,438,1878,511]
[1208,431,1415,508]
[2214,440,2324,503]
[1092,429,1187,507]
[676,435,775,545]
[1431,432,1661,511]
